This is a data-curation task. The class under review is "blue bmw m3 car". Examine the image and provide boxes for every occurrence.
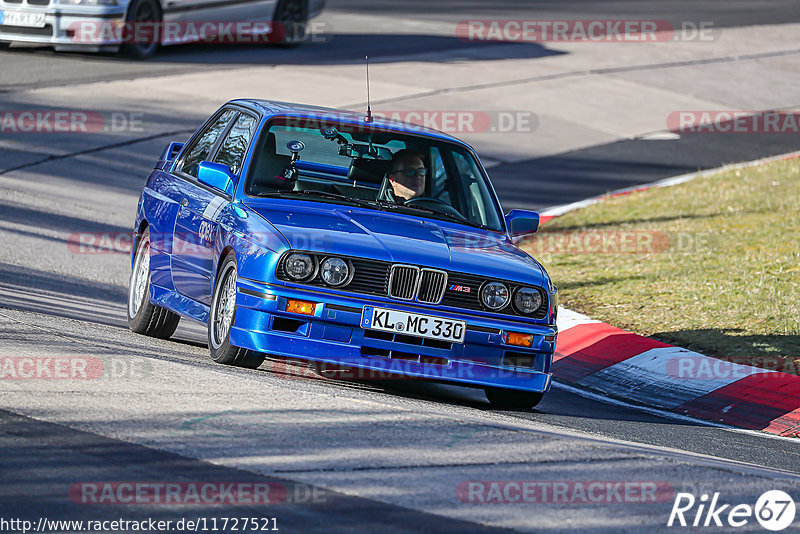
[127,99,558,409]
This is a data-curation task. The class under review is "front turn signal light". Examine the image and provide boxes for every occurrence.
[286,299,316,316]
[505,331,534,348]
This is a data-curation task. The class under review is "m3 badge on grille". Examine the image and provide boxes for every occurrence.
[448,284,472,293]
[361,306,466,344]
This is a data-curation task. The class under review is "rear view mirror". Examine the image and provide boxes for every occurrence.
[342,143,392,160]
[197,161,235,197]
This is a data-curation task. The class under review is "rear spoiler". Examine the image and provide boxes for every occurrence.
[155,142,184,170]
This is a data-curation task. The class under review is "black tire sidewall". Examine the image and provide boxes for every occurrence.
[121,0,161,59]
[272,0,308,45]
[485,387,544,410]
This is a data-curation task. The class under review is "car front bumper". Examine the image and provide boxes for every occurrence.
[0,4,125,49]
[229,278,556,393]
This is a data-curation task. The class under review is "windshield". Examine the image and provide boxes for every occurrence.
[244,117,505,232]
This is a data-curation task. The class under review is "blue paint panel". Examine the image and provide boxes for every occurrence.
[322,325,352,343]
[171,183,220,305]
[150,284,209,323]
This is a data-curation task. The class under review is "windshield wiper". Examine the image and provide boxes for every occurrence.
[255,190,378,210]
[394,203,491,230]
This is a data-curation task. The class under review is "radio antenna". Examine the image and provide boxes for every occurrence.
[364,55,373,123]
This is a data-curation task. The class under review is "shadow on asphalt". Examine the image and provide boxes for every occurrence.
[0,263,127,327]
[327,0,800,29]
[1,34,563,66]
[0,99,200,178]
[158,34,563,65]
[0,409,501,534]
[255,357,708,428]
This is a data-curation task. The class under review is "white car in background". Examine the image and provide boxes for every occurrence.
[0,0,324,57]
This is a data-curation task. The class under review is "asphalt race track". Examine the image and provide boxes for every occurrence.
[2,1,800,532]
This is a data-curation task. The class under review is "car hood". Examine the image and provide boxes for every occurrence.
[244,200,547,287]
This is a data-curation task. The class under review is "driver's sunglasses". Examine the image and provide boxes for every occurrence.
[395,168,427,179]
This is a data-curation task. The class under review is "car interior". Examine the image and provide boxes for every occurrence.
[242,119,504,231]
[248,126,408,200]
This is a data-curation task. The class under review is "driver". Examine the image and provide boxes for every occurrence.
[388,149,426,201]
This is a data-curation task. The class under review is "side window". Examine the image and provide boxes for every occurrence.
[451,150,502,230]
[214,114,258,175]
[429,147,450,204]
[179,110,236,178]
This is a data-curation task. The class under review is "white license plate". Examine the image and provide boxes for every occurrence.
[0,10,46,28]
[361,306,466,344]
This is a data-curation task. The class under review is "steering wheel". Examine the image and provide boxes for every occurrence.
[404,197,467,220]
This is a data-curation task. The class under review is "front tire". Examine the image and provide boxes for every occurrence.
[208,256,265,369]
[128,228,181,338]
[484,387,544,410]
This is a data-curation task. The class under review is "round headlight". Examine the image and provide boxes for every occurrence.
[285,253,315,280]
[481,282,509,310]
[320,257,351,286]
[514,287,543,314]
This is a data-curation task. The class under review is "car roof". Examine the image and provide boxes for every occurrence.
[228,98,469,145]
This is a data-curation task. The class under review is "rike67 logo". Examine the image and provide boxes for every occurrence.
[668,490,796,531]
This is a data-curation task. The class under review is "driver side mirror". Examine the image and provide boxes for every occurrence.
[505,209,540,236]
[198,161,235,197]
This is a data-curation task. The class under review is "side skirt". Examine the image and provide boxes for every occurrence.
[150,284,209,324]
